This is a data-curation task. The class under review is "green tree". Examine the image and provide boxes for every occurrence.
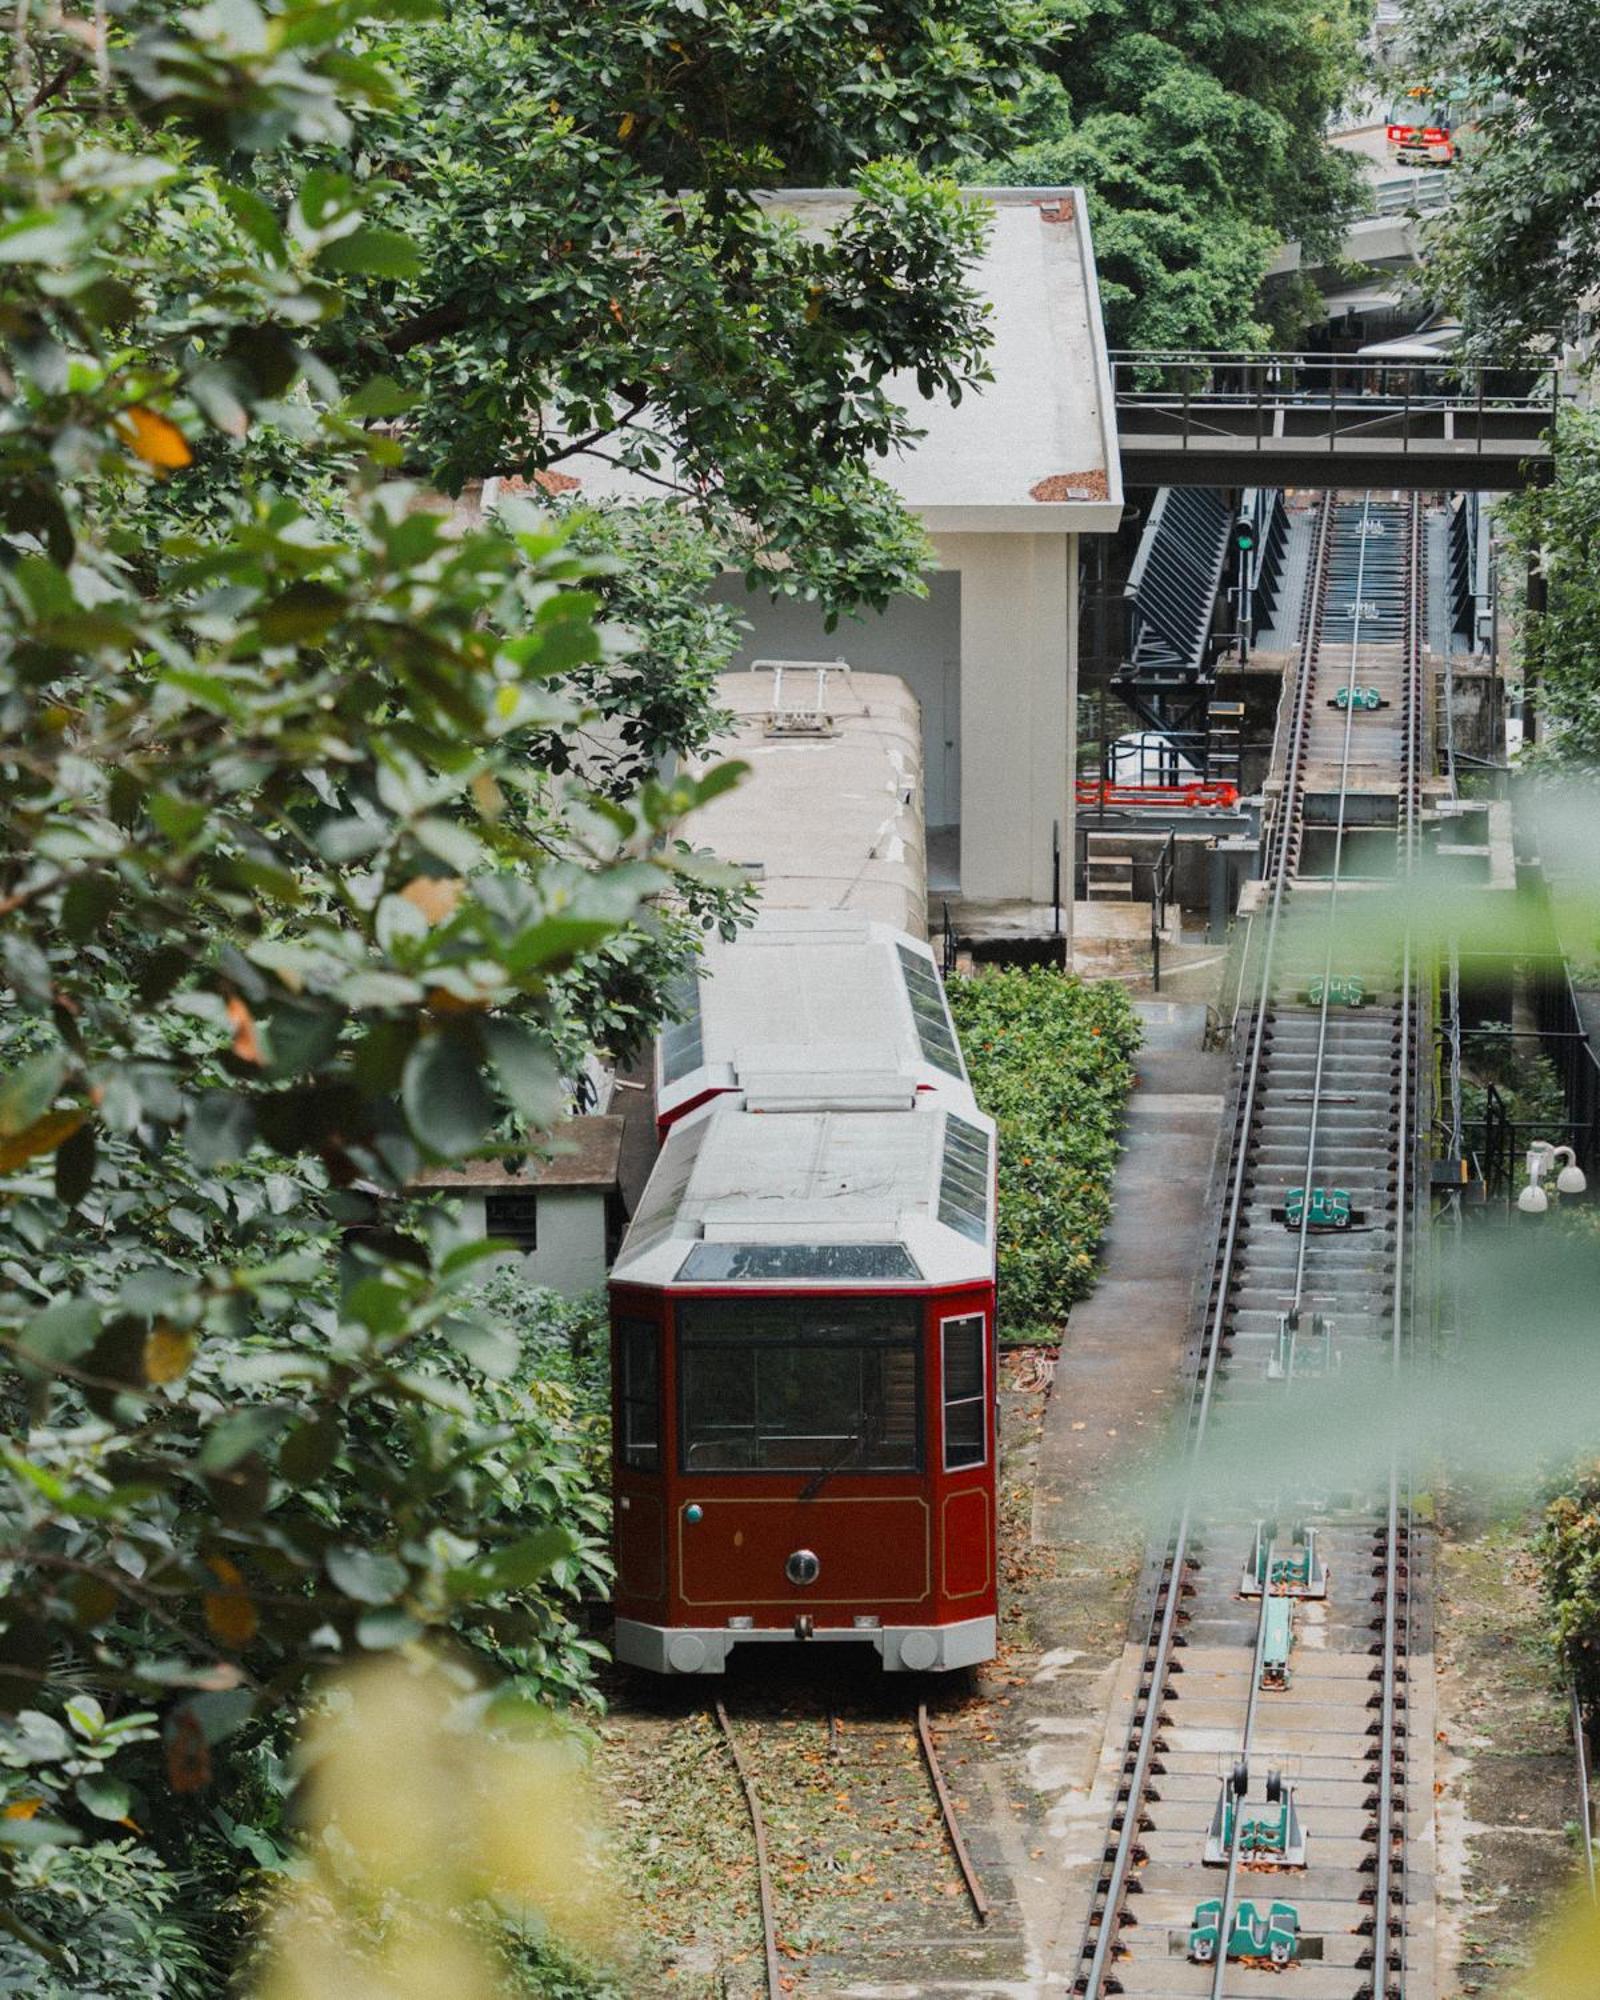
[261,0,1043,614]
[1407,0,1600,352]
[1500,410,1600,764]
[0,1,735,1986]
[1,1,1061,1986]
[986,0,1367,349]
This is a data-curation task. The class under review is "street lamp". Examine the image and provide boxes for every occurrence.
[1517,1141,1587,1213]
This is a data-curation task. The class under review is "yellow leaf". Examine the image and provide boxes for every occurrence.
[0,1109,86,1173]
[2,1798,43,1821]
[204,1556,259,1649]
[114,405,192,471]
[226,993,263,1066]
[471,771,505,822]
[617,111,635,138]
[143,1322,195,1386]
[401,876,463,925]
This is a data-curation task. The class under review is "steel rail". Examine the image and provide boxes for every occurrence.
[1572,1684,1597,1906]
[1289,489,1385,1312]
[714,1700,783,2000]
[1373,490,1425,1998]
[916,1702,991,1925]
[1077,493,1338,1992]
[1212,490,1411,1972]
[1207,1545,1276,2000]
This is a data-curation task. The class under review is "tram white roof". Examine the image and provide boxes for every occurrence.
[657,910,975,1125]
[688,666,928,938]
[612,1095,996,1291]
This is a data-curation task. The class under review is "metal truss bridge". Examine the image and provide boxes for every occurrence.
[1114,350,1562,490]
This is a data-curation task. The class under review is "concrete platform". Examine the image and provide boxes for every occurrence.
[1034,1001,1230,1545]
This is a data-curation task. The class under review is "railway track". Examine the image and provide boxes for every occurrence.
[1076,492,1430,1997]
[713,1693,991,1998]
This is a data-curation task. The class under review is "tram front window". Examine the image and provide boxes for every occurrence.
[678,1298,921,1473]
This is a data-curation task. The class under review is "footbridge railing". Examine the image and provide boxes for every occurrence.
[1112,350,1563,489]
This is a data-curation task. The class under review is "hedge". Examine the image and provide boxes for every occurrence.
[948,968,1141,1340]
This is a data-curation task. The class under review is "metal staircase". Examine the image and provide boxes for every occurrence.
[1114,486,1233,726]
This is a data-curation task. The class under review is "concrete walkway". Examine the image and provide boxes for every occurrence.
[1033,998,1229,1545]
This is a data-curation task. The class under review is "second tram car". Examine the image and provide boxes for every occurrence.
[609,1087,998,1675]
[656,909,974,1135]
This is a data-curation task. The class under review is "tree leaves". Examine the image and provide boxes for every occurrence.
[0,1051,68,1137]
[326,1546,408,1606]
[314,225,422,278]
[402,1030,497,1157]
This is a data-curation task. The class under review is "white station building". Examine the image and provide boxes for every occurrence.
[489,187,1124,945]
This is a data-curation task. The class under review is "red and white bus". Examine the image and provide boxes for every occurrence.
[1386,89,1460,166]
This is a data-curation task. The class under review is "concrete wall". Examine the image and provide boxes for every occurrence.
[449,1188,611,1298]
[932,531,1075,912]
[711,532,1077,919]
[711,573,962,829]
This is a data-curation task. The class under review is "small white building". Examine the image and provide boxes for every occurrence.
[411,1115,626,1296]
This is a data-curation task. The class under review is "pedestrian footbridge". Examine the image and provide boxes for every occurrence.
[1114,351,1560,490]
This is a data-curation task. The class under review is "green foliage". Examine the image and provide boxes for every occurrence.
[1,3,1046,1989]
[0,1,724,1988]
[1460,1024,1569,1142]
[948,970,1141,1339]
[0,1826,213,2000]
[1539,1464,1600,1715]
[984,0,1367,348]
[1499,411,1600,768]
[1407,0,1600,352]
[273,0,1041,613]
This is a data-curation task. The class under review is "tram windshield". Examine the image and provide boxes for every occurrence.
[678,1297,921,1473]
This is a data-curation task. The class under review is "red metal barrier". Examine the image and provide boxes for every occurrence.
[1075,779,1240,810]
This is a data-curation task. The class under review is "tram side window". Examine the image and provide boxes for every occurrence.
[618,1318,660,1471]
[678,1299,921,1473]
[941,1314,986,1471]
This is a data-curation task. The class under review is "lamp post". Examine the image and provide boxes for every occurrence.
[1517,1141,1587,1214]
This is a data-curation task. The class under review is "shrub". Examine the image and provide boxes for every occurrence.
[1539,1463,1600,1715]
[948,970,1140,1339]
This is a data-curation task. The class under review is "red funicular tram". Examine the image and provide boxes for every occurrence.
[609,1084,998,1675]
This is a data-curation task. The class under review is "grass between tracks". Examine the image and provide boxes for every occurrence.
[947,969,1141,1340]
[1435,1498,1584,1994]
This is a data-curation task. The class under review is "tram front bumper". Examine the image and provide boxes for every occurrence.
[614,1615,996,1676]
